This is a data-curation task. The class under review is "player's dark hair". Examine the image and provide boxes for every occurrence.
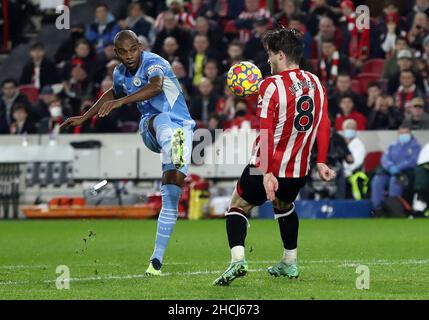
[1,78,18,87]
[262,28,303,65]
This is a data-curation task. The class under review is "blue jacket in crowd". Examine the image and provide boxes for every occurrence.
[381,136,421,172]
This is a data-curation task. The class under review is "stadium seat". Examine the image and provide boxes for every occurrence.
[363,151,383,174]
[362,59,385,74]
[19,85,39,105]
[356,73,380,94]
[351,79,362,95]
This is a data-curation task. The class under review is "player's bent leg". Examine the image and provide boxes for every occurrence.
[146,170,185,276]
[151,114,186,170]
[213,188,252,286]
[268,199,299,279]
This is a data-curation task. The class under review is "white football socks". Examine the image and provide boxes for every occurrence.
[282,248,297,265]
[231,245,245,263]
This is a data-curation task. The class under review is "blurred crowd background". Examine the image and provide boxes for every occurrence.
[2,0,429,136]
[0,0,429,210]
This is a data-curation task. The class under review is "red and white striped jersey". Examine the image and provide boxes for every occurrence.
[250,69,331,178]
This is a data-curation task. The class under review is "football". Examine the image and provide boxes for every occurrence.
[226,61,262,96]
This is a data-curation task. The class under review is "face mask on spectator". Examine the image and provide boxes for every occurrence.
[398,133,411,144]
[50,106,62,118]
[343,129,357,139]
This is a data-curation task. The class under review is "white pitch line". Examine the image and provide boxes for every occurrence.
[338,259,429,268]
[0,268,267,286]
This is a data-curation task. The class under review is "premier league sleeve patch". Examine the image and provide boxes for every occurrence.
[147,64,165,79]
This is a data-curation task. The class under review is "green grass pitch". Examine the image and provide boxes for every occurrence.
[0,219,428,299]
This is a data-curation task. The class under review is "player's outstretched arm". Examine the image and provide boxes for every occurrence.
[98,76,163,118]
[60,88,116,129]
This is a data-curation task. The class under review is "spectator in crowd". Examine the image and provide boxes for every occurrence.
[394,69,425,112]
[38,98,72,134]
[380,4,403,57]
[203,59,224,96]
[318,38,350,88]
[407,0,429,27]
[335,94,367,131]
[273,0,304,28]
[387,49,425,94]
[9,104,36,135]
[154,0,196,32]
[152,10,192,57]
[244,17,270,75]
[207,113,221,141]
[189,34,217,87]
[339,0,372,69]
[93,42,116,85]
[367,94,404,130]
[306,1,338,37]
[328,73,362,119]
[186,0,212,21]
[371,125,421,209]
[311,16,343,61]
[234,0,271,43]
[65,64,94,99]
[19,42,59,90]
[223,41,245,72]
[189,77,218,126]
[0,79,32,126]
[364,81,383,117]
[225,98,258,130]
[172,61,193,100]
[54,23,87,65]
[288,15,313,59]
[193,16,227,57]
[62,39,95,82]
[161,37,188,69]
[415,58,429,97]
[33,85,57,122]
[421,34,429,65]
[85,3,121,54]
[342,119,366,179]
[69,98,97,134]
[342,118,367,199]
[407,11,429,54]
[402,97,429,129]
[382,36,410,80]
[118,2,154,38]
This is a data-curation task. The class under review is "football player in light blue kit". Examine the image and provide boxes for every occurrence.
[60,30,195,276]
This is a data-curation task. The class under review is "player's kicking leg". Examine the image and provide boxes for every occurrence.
[213,187,253,286]
[144,114,191,276]
[267,199,300,278]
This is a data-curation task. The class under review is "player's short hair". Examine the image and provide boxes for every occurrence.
[262,28,303,65]
[400,69,416,77]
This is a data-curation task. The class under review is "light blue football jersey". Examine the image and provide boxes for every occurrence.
[112,51,194,126]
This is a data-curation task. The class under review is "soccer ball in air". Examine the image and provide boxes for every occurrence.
[227,61,262,96]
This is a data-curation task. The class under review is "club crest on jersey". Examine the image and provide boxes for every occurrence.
[133,77,142,87]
